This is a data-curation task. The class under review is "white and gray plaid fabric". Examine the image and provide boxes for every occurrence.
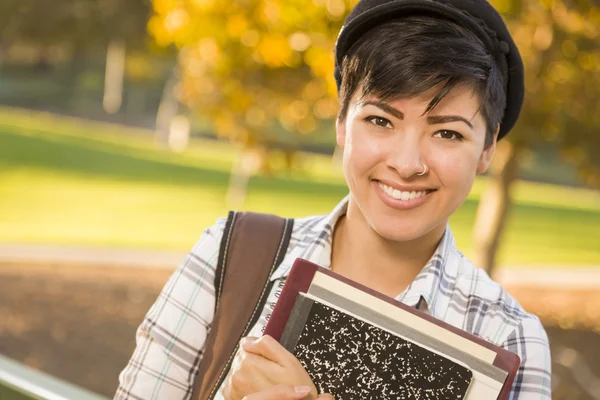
[115,196,551,400]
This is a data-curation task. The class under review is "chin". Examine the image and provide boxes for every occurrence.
[369,215,436,243]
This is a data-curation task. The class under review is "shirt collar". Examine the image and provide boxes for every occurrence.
[269,195,349,281]
[395,225,458,319]
[270,195,459,319]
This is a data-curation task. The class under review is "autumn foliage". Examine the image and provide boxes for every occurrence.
[149,0,355,145]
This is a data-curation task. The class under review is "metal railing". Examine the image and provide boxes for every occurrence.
[0,354,108,400]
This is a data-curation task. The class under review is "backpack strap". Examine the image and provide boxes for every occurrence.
[192,211,294,400]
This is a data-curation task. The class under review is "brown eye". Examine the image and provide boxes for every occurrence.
[366,116,392,129]
[433,130,464,140]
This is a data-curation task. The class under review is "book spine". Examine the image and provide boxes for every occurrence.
[263,259,317,341]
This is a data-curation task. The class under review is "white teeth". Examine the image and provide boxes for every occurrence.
[378,182,428,201]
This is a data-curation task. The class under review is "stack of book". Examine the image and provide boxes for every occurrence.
[264,258,520,399]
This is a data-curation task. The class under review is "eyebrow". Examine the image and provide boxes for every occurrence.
[427,115,474,129]
[362,100,474,129]
[362,100,404,120]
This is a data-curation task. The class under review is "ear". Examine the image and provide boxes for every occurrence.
[335,116,347,149]
[476,125,499,174]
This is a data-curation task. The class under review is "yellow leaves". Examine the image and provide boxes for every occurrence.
[197,38,221,65]
[260,1,280,24]
[257,34,293,67]
[189,0,216,11]
[577,52,600,73]
[560,40,578,59]
[302,80,325,101]
[229,89,254,113]
[547,61,576,84]
[590,7,600,27]
[326,0,346,19]
[551,2,588,35]
[297,115,318,134]
[148,15,173,47]
[246,107,268,128]
[289,32,311,52]
[289,100,310,120]
[227,14,249,38]
[489,0,511,14]
[538,0,555,11]
[148,5,193,47]
[314,97,338,119]
[153,0,178,15]
[241,30,260,47]
[216,118,249,143]
[532,24,553,50]
[280,100,317,134]
[164,8,190,34]
[304,46,334,78]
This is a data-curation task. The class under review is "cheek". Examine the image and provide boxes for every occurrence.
[430,149,478,191]
[344,129,387,170]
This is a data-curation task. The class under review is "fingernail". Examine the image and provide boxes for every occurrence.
[294,386,311,395]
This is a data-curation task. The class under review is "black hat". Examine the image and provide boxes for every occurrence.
[334,0,524,139]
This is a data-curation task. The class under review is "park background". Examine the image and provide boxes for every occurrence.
[0,0,598,399]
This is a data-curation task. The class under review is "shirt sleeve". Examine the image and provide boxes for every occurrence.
[114,218,226,400]
[502,316,552,400]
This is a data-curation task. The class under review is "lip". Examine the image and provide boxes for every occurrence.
[376,179,434,193]
[373,180,434,210]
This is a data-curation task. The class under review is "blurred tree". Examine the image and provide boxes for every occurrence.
[150,0,599,268]
[149,0,350,201]
[148,0,346,144]
[0,0,35,66]
[0,0,153,111]
[473,0,600,274]
[0,0,150,52]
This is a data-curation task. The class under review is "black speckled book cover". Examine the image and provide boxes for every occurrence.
[281,294,473,400]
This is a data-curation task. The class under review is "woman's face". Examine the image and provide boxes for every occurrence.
[336,84,497,243]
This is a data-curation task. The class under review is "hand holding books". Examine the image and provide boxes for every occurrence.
[222,335,332,400]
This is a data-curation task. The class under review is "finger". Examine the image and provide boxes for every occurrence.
[317,394,335,400]
[241,385,311,400]
[227,352,283,398]
[242,335,289,365]
[233,346,276,373]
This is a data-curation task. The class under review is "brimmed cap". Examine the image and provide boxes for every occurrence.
[334,0,524,139]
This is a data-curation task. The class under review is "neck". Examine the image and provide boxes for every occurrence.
[331,202,445,297]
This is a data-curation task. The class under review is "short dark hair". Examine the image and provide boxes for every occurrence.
[337,16,507,147]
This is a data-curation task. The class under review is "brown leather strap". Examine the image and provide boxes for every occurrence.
[192,211,294,400]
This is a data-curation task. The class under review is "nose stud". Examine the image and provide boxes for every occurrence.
[417,162,429,176]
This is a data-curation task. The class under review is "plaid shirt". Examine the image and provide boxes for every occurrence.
[115,196,551,400]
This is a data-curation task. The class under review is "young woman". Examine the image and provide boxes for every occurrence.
[115,0,551,399]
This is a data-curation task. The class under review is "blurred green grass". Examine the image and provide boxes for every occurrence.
[0,107,598,266]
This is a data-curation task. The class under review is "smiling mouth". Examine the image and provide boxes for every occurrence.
[377,181,436,201]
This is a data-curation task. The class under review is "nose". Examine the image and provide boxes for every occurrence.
[386,134,425,179]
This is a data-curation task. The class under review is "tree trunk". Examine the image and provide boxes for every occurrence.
[103,39,126,114]
[472,140,523,276]
[226,148,261,209]
[155,67,179,147]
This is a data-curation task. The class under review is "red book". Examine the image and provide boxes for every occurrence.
[264,258,520,400]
